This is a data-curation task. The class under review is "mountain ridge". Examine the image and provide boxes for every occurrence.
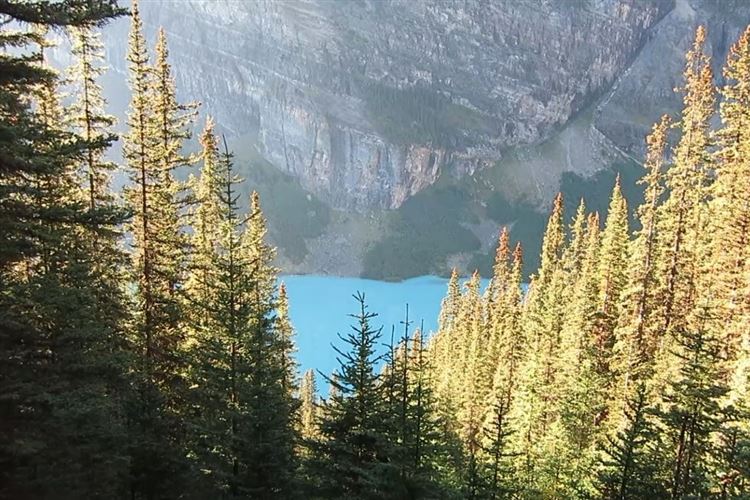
[55,0,750,279]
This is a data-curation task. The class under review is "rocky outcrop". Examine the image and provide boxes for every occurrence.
[595,0,750,156]
[101,0,672,211]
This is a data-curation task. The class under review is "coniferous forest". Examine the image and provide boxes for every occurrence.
[1,1,750,499]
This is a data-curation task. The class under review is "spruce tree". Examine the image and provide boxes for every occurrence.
[705,27,750,496]
[510,193,570,497]
[596,383,666,500]
[408,326,456,496]
[554,211,607,497]
[185,117,220,319]
[184,129,246,496]
[563,199,588,276]
[614,116,670,383]
[713,25,750,370]
[308,293,395,498]
[0,2,131,498]
[186,138,298,496]
[433,268,462,403]
[278,282,299,396]
[456,272,493,498]
[122,3,193,495]
[481,242,524,499]
[656,26,715,341]
[236,176,298,497]
[595,177,629,378]
[68,25,117,211]
[299,369,320,442]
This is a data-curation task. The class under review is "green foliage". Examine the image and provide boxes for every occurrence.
[363,185,481,280]
[597,384,666,500]
[304,292,398,498]
[231,142,331,264]
[3,9,750,500]
[359,79,492,148]
[0,3,130,498]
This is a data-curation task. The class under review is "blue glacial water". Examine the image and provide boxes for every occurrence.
[281,274,489,388]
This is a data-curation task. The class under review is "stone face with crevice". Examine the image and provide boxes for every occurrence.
[92,0,750,217]
[99,0,675,212]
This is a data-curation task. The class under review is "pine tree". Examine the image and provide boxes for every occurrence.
[656,26,715,340]
[185,117,220,321]
[433,268,462,404]
[68,25,117,211]
[185,130,247,496]
[122,3,194,496]
[511,193,569,496]
[307,293,396,498]
[486,228,519,387]
[487,227,512,314]
[0,2,131,498]
[486,241,525,419]
[614,116,670,383]
[653,307,731,498]
[148,26,195,300]
[563,199,588,276]
[408,325,456,495]
[704,26,750,497]
[551,211,608,497]
[455,271,494,498]
[712,25,750,371]
[299,369,320,442]
[439,267,462,332]
[278,282,299,396]
[186,139,298,496]
[563,212,601,358]
[596,383,665,500]
[234,173,298,497]
[480,242,524,498]
[595,177,630,377]
[483,396,516,500]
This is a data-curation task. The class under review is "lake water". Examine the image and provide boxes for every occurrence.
[281,274,489,388]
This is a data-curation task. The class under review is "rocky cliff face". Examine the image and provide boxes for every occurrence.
[596,0,750,157]
[90,0,750,277]
[103,0,672,212]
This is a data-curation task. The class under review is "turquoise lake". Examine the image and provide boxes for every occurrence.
[281,275,490,388]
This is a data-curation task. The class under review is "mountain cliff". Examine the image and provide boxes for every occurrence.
[91,0,750,278]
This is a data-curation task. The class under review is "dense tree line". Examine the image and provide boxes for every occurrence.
[1,1,749,498]
[1,2,295,498]
[423,26,750,498]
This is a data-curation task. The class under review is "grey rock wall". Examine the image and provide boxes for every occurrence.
[102,0,673,211]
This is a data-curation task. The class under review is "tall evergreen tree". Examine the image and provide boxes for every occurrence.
[185,130,248,496]
[511,193,570,496]
[481,242,525,499]
[656,26,715,341]
[122,3,194,495]
[186,137,298,497]
[236,173,298,497]
[614,116,670,384]
[185,117,220,322]
[704,27,750,497]
[299,369,320,442]
[713,25,750,370]
[307,293,396,498]
[595,177,629,377]
[652,308,731,498]
[68,25,116,210]
[408,326,456,496]
[278,282,298,396]
[0,2,131,498]
[596,383,665,500]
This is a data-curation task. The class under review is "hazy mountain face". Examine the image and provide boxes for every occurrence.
[87,0,750,278]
